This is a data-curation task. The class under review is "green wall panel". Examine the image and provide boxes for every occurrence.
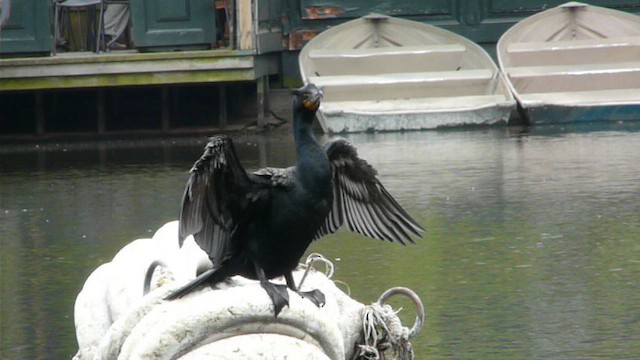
[0,0,52,55]
[130,0,215,51]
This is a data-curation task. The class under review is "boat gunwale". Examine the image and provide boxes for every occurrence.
[320,94,514,116]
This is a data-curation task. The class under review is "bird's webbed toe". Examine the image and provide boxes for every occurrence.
[263,282,290,317]
[299,289,326,308]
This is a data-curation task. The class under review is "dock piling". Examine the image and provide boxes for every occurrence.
[256,76,269,128]
[219,84,227,129]
[97,90,106,135]
[161,88,170,132]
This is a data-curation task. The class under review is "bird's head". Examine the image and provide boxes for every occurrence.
[293,83,323,113]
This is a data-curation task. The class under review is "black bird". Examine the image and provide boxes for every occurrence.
[165,84,424,316]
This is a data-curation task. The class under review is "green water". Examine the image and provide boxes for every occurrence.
[1,124,639,359]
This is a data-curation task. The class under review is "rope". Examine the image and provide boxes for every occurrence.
[357,302,414,360]
[298,253,335,290]
[295,256,422,360]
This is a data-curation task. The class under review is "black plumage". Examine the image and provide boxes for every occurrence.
[165,84,424,316]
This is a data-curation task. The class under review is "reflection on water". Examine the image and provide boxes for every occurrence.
[1,124,639,359]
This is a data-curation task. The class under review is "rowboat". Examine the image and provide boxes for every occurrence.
[497,2,640,125]
[299,14,515,133]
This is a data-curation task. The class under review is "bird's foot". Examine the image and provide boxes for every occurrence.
[264,283,290,317]
[298,289,326,308]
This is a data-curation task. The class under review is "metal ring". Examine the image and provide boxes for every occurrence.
[377,287,425,339]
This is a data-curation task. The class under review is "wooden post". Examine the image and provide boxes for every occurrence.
[256,76,267,127]
[237,0,253,50]
[258,135,267,168]
[98,142,107,171]
[228,0,236,49]
[219,84,227,129]
[35,92,45,136]
[161,87,170,132]
[97,89,106,134]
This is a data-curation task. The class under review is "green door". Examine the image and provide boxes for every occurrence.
[130,0,215,51]
[0,0,52,55]
[255,0,283,54]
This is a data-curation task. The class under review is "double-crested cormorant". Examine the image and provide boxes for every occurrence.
[165,84,424,316]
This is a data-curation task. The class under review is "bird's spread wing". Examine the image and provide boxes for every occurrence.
[179,135,258,265]
[316,139,424,244]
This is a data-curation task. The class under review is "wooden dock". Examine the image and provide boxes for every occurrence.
[0,49,279,136]
[0,0,284,137]
[0,50,276,91]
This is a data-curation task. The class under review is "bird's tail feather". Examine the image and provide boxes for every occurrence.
[164,266,225,300]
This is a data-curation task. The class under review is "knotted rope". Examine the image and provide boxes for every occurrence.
[356,287,424,360]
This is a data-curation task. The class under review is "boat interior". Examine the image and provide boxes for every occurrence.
[499,5,640,105]
[306,44,511,111]
[308,44,507,110]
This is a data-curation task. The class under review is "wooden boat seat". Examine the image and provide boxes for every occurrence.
[309,69,495,101]
[506,61,640,77]
[506,62,640,94]
[321,94,511,114]
[309,44,467,76]
[519,88,640,106]
[309,69,493,86]
[506,36,640,67]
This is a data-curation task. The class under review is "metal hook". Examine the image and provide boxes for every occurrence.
[377,287,425,339]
